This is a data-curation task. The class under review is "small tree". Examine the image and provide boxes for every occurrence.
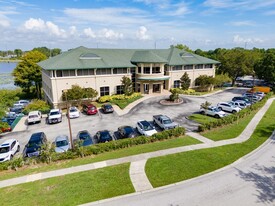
[169,88,180,102]
[83,87,98,100]
[62,84,85,106]
[121,76,133,96]
[180,72,191,90]
[200,101,212,110]
[214,73,231,87]
[195,75,215,91]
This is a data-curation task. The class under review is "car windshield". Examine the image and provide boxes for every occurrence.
[100,131,111,140]
[70,108,77,112]
[28,141,41,147]
[50,111,59,115]
[0,147,9,153]
[142,123,153,131]
[79,132,90,140]
[163,119,172,124]
[56,140,68,147]
[213,108,220,112]
[88,107,95,110]
[104,105,112,109]
[124,127,134,136]
[29,115,38,118]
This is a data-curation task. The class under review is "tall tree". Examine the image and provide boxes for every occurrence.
[217,48,258,86]
[32,47,51,57]
[180,72,191,90]
[12,51,47,98]
[14,49,23,58]
[121,76,133,96]
[254,49,275,84]
[174,44,193,53]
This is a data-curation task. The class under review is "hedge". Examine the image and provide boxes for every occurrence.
[98,93,141,103]
[0,127,185,171]
[198,92,273,132]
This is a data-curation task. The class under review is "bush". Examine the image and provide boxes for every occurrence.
[98,93,141,103]
[23,99,51,114]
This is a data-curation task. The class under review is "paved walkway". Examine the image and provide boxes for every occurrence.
[1,94,273,193]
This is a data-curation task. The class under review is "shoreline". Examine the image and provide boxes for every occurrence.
[0,59,21,63]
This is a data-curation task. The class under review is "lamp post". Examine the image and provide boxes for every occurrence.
[63,90,74,150]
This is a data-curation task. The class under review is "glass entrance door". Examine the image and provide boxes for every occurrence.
[153,84,160,93]
[144,84,149,94]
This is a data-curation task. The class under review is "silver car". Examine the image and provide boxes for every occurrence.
[54,135,71,153]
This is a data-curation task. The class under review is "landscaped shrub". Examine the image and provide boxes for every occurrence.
[0,127,186,172]
[23,99,51,114]
[98,93,141,103]
[198,92,273,132]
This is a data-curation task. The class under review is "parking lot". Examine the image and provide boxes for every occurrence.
[0,88,248,154]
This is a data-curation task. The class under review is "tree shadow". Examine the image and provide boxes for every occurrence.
[236,160,275,204]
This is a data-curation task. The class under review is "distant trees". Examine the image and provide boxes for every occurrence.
[254,49,275,84]
[174,44,193,53]
[213,73,231,87]
[32,47,61,58]
[195,75,215,91]
[180,72,191,90]
[12,50,47,98]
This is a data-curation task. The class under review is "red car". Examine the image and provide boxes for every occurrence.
[82,104,98,115]
[1,126,12,133]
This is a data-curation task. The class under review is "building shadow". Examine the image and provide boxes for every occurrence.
[236,160,275,204]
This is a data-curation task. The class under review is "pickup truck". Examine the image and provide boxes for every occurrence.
[153,115,178,130]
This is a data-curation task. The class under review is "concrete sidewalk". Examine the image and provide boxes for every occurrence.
[0,97,273,190]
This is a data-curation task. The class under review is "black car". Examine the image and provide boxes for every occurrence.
[96,130,113,143]
[24,132,47,157]
[76,130,93,146]
[101,104,114,113]
[232,96,252,104]
[117,126,138,139]
[10,107,23,114]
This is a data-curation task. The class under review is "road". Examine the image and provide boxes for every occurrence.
[0,88,247,153]
[85,133,275,206]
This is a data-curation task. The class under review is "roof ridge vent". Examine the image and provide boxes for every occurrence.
[80,53,101,60]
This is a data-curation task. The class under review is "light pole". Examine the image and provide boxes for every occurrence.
[63,90,74,150]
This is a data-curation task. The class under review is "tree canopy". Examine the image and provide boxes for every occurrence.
[12,50,47,98]
[121,76,133,96]
[180,72,191,90]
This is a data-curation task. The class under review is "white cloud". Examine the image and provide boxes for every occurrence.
[98,28,123,40]
[136,26,150,40]
[69,26,77,35]
[0,14,10,27]
[230,21,256,26]
[233,35,264,44]
[23,18,67,38]
[83,28,96,38]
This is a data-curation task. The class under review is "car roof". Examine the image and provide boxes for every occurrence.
[29,132,44,141]
[138,120,150,125]
[0,139,16,147]
[28,111,40,115]
[50,109,60,112]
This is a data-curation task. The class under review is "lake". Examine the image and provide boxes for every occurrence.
[0,62,18,89]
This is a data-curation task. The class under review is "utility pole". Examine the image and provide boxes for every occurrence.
[63,90,73,150]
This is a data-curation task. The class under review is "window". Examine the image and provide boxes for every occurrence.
[77,69,94,76]
[96,68,111,75]
[100,86,110,96]
[144,67,150,74]
[113,68,128,74]
[184,65,193,70]
[152,67,161,73]
[116,85,124,94]
[138,67,141,73]
[205,64,213,69]
[174,80,181,88]
[56,70,75,77]
[195,64,203,69]
[172,65,182,71]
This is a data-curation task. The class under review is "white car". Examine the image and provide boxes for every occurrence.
[27,110,42,125]
[200,106,226,118]
[229,101,248,109]
[68,107,80,119]
[0,139,20,162]
[217,102,241,113]
[48,109,62,124]
[136,120,157,136]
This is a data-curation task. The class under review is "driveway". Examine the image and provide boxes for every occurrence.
[0,88,248,154]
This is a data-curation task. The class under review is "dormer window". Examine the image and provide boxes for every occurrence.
[79,53,101,60]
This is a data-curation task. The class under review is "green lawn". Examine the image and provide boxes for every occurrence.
[111,95,143,109]
[189,113,219,124]
[0,136,201,181]
[202,111,257,141]
[145,101,275,188]
[0,163,134,206]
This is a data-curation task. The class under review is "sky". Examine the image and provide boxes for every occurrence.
[0,0,275,51]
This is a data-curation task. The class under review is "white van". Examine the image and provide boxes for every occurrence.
[27,111,42,125]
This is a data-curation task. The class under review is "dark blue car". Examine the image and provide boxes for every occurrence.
[76,130,93,146]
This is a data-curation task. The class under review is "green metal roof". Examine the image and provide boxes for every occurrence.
[38,46,220,70]
[137,76,170,81]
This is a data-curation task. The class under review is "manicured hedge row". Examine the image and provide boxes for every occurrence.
[0,127,185,171]
[98,93,141,103]
[198,92,273,132]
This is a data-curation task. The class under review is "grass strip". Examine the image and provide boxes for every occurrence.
[202,111,256,141]
[0,136,201,181]
[146,101,275,188]
[189,114,218,124]
[0,163,134,206]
